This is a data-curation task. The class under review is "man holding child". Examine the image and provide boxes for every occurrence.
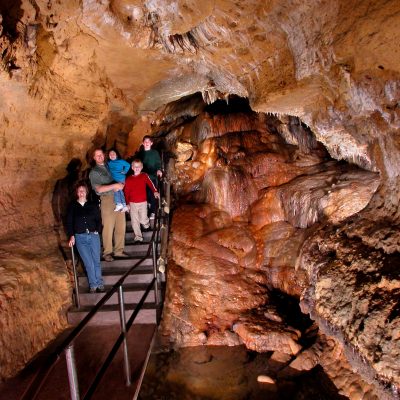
[89,149,127,262]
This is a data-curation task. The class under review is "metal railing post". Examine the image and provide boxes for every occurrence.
[65,344,80,400]
[71,247,80,309]
[118,286,131,386]
[152,241,161,324]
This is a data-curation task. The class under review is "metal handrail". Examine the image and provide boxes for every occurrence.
[21,197,166,400]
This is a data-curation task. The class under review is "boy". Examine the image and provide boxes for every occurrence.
[139,135,162,219]
[124,159,159,243]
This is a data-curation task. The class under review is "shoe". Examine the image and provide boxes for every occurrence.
[133,237,143,244]
[114,252,129,258]
[114,204,123,212]
[122,206,129,212]
[96,285,105,293]
[149,213,155,220]
[103,254,114,262]
[142,226,152,232]
[89,287,97,294]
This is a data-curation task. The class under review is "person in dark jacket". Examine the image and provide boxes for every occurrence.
[67,182,104,293]
[137,136,162,219]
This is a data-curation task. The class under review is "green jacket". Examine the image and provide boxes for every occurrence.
[140,149,161,181]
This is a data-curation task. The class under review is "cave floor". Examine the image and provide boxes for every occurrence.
[138,334,347,400]
[0,324,156,400]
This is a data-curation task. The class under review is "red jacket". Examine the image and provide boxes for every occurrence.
[124,173,157,203]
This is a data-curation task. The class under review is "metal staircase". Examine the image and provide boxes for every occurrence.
[18,171,172,400]
[67,227,161,326]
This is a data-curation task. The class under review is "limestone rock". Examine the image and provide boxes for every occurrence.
[233,309,302,355]
[300,217,400,396]
[0,233,70,380]
[257,375,276,385]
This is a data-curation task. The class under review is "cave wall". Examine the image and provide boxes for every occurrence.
[0,0,399,393]
[158,106,397,398]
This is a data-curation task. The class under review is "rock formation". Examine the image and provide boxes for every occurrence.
[1,1,399,398]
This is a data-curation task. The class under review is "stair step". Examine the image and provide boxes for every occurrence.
[101,257,153,268]
[78,284,156,306]
[125,228,154,238]
[79,273,153,287]
[124,243,160,252]
[67,303,157,325]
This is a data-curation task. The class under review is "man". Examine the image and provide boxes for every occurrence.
[89,149,127,261]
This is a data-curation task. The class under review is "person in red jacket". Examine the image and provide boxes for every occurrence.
[124,159,159,243]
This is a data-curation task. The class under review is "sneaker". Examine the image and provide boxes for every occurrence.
[114,204,123,212]
[133,237,143,244]
[122,206,129,212]
[103,254,114,262]
[89,287,97,294]
[149,213,155,220]
[96,285,105,293]
[114,252,129,258]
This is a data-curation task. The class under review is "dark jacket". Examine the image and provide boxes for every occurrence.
[66,201,102,237]
[138,149,161,181]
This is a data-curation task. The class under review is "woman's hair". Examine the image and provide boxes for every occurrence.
[75,181,89,197]
[108,147,121,159]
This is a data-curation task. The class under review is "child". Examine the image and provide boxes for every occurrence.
[138,135,162,219]
[124,159,160,243]
[108,149,131,212]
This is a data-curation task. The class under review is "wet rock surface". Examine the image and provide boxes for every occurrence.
[139,343,348,400]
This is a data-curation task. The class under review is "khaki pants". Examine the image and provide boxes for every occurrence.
[129,201,149,241]
[100,194,126,256]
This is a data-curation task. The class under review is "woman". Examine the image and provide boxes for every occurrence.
[67,182,105,293]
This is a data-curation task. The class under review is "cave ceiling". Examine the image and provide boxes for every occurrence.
[1,0,399,181]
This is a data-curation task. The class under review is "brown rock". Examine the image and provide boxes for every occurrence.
[233,309,302,355]
[300,219,400,395]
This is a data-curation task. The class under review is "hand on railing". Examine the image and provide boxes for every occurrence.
[68,235,75,247]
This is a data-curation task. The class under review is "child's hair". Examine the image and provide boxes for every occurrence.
[108,147,121,159]
[132,159,143,167]
[142,135,153,142]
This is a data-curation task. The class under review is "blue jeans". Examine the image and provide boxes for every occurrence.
[75,233,103,289]
[113,189,127,206]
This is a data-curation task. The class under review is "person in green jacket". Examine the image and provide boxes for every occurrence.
[138,135,162,218]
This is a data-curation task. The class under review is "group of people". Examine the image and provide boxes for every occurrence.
[66,136,162,293]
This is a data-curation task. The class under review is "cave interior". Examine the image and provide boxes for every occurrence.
[0,1,400,399]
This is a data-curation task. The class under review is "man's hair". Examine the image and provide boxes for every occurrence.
[132,159,143,167]
[92,148,104,158]
[142,135,153,142]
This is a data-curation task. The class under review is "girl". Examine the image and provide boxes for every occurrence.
[108,148,131,212]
